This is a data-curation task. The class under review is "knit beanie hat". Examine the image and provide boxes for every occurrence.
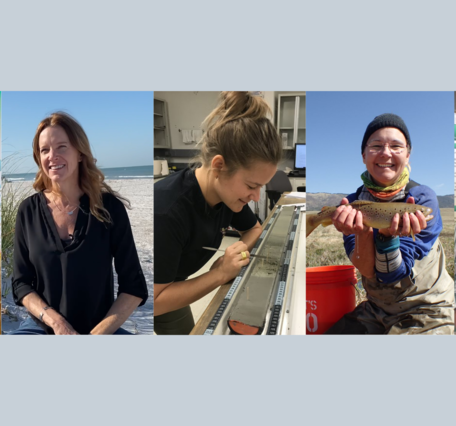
[361,113,411,153]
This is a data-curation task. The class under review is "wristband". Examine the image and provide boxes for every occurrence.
[39,306,54,322]
[375,233,400,254]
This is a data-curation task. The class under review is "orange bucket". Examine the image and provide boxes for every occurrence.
[306,265,357,334]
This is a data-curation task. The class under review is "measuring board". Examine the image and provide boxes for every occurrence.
[203,205,304,335]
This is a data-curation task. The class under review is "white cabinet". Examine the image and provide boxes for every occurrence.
[289,177,306,192]
[277,94,306,150]
[154,98,171,148]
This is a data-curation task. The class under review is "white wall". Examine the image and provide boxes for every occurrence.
[263,91,275,120]
[154,91,220,150]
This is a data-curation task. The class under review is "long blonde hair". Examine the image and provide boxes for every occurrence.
[195,92,282,173]
[32,112,130,223]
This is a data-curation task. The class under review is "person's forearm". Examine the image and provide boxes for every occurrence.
[350,229,376,278]
[21,291,67,329]
[90,293,143,335]
[154,268,229,316]
[239,223,262,251]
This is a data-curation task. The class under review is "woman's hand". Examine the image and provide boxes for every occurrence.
[90,293,142,335]
[20,292,80,335]
[51,319,80,335]
[331,198,371,236]
[378,197,428,238]
[44,309,79,335]
[216,241,250,282]
[332,198,375,278]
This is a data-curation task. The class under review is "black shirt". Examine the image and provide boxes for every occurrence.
[154,168,258,284]
[12,192,148,334]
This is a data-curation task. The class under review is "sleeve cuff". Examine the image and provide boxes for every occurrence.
[12,283,36,306]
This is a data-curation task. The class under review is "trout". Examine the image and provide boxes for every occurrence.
[306,201,433,241]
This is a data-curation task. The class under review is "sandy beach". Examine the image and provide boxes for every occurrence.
[1,178,154,334]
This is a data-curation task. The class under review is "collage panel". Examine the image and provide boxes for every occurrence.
[1,92,154,335]
[154,91,306,335]
[0,91,2,334]
[306,91,455,335]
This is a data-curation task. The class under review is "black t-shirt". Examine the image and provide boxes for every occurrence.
[12,192,148,334]
[154,168,258,284]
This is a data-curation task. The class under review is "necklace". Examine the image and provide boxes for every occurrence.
[52,198,79,216]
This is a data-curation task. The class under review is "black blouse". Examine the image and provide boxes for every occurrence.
[12,192,148,334]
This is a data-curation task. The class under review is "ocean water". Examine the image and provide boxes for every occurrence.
[3,165,154,182]
[101,165,154,180]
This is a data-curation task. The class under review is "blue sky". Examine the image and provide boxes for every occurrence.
[306,92,454,196]
[2,92,153,173]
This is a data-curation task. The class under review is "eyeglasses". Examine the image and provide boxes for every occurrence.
[365,142,407,154]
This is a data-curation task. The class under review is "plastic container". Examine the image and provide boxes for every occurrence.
[306,265,357,334]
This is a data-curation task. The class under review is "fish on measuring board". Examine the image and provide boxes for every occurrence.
[306,200,433,241]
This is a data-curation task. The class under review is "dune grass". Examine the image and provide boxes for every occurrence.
[2,153,35,296]
[2,181,34,293]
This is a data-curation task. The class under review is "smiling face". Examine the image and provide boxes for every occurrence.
[38,125,81,187]
[214,160,277,213]
[362,127,410,187]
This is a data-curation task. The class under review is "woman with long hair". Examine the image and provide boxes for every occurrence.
[327,113,454,334]
[10,112,148,335]
[154,91,283,334]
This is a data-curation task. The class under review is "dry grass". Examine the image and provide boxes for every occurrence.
[306,213,350,268]
[2,181,34,281]
[441,208,454,279]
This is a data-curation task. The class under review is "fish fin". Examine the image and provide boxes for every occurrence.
[321,206,331,211]
[306,214,319,237]
[410,228,415,242]
[306,214,333,236]
[425,215,434,222]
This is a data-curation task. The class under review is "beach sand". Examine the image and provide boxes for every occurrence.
[1,179,154,334]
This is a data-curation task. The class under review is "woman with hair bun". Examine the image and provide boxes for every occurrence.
[154,91,283,335]
[10,112,148,335]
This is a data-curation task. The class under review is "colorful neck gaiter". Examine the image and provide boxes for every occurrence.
[360,166,410,200]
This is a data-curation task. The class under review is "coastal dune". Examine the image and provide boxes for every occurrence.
[2,178,154,334]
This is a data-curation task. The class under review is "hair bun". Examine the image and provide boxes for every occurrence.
[204,91,271,131]
[196,91,282,172]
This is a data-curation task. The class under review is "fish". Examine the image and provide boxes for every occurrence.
[306,200,433,241]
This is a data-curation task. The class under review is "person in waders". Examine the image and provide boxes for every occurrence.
[327,113,454,334]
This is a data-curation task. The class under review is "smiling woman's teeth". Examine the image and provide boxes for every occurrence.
[50,165,64,170]
[377,164,393,168]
